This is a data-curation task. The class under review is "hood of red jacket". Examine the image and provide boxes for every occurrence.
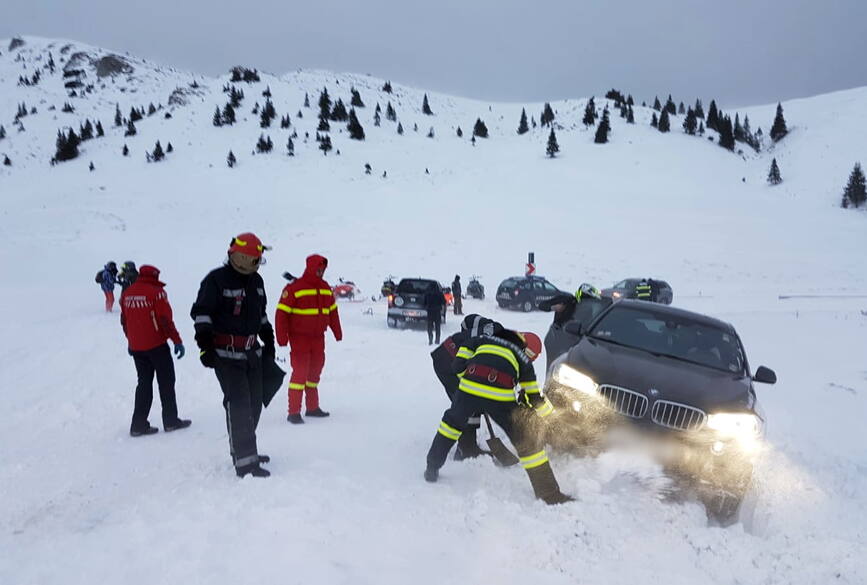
[302,254,328,280]
[138,265,166,287]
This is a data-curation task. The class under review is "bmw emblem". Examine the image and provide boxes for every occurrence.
[648,388,660,397]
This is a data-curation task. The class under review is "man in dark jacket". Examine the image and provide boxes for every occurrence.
[452,275,463,315]
[424,283,446,345]
[540,283,611,370]
[120,265,190,436]
[191,232,275,478]
[117,261,139,291]
[430,314,502,458]
[424,329,573,505]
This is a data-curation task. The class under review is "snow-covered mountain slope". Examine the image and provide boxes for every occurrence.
[1,36,865,585]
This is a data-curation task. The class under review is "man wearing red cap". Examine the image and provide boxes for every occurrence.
[191,233,275,478]
[120,265,191,436]
[424,328,574,505]
[275,254,342,424]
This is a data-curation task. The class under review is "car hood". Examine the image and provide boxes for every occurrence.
[563,337,754,412]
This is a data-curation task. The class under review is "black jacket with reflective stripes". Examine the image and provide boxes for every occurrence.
[452,334,541,403]
[431,315,502,375]
[190,265,274,350]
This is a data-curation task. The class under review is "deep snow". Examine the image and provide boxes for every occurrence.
[1,36,865,585]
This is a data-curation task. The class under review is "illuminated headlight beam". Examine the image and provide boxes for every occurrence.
[552,364,598,396]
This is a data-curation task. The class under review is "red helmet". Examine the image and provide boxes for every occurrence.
[228,232,269,258]
[519,332,543,362]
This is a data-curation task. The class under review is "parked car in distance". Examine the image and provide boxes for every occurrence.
[496,275,565,312]
[386,278,446,328]
[602,278,673,304]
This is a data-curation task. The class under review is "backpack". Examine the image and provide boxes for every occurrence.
[95,270,104,284]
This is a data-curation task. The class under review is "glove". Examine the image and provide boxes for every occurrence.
[199,349,217,369]
[534,397,554,418]
[262,343,275,361]
[174,343,185,359]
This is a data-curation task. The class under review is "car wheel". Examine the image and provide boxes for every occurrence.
[387,317,397,329]
[522,300,533,312]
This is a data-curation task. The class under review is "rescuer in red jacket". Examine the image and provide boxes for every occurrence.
[120,265,191,437]
[276,254,343,423]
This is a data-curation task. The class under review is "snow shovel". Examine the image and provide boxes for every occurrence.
[483,414,519,467]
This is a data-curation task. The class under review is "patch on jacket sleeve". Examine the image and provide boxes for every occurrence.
[282,291,289,299]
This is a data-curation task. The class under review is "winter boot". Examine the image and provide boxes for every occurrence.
[236,463,271,478]
[526,460,574,505]
[454,429,487,461]
[286,414,304,424]
[306,408,330,418]
[164,419,192,432]
[130,424,159,437]
[424,467,439,483]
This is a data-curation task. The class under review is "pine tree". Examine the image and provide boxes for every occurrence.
[227,150,236,168]
[582,99,596,127]
[147,103,156,116]
[653,96,661,111]
[770,102,788,142]
[473,118,488,138]
[318,87,332,118]
[256,134,273,153]
[3,155,11,166]
[694,99,705,119]
[304,93,310,108]
[678,102,685,115]
[213,106,223,126]
[541,102,555,127]
[658,109,671,133]
[114,104,123,127]
[427,127,435,138]
[707,100,719,131]
[594,109,611,143]
[627,95,634,106]
[413,123,418,132]
[683,107,697,135]
[151,141,165,162]
[347,108,365,140]
[517,108,529,135]
[330,99,348,122]
[89,161,95,172]
[664,95,676,115]
[698,121,705,135]
[166,142,173,153]
[54,129,80,162]
[80,119,94,141]
[95,121,104,137]
[718,116,735,150]
[382,81,393,93]
[422,93,433,115]
[386,102,396,122]
[841,162,866,208]
[627,106,635,124]
[260,108,272,128]
[365,163,372,174]
[374,110,381,126]
[318,113,330,132]
[222,103,236,125]
[397,122,404,135]
[122,144,129,156]
[767,158,782,185]
[456,126,463,137]
[651,112,658,128]
[0,125,5,139]
[546,128,560,157]
[319,135,332,155]
[130,107,142,122]
[287,137,295,156]
[351,88,365,108]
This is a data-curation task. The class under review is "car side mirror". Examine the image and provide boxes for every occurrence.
[753,366,777,384]
[564,321,584,336]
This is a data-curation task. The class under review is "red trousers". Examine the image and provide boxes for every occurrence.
[104,290,115,312]
[287,335,326,414]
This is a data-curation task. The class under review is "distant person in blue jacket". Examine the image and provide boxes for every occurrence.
[96,261,118,312]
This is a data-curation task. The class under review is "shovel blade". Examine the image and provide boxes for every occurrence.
[487,438,520,467]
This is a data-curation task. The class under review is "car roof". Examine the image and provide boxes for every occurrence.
[502,275,550,282]
[608,299,734,332]
[398,277,439,284]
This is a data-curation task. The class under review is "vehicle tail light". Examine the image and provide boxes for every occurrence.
[387,295,394,307]
[513,290,519,296]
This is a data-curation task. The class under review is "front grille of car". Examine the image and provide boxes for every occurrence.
[598,385,648,419]
[650,400,706,431]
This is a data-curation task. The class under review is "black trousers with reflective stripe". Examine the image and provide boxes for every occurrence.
[427,390,540,470]
[214,350,263,469]
[433,361,481,434]
[130,343,178,430]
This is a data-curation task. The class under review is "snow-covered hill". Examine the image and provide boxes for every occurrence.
[1,36,865,585]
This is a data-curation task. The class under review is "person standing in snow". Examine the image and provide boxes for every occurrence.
[191,233,275,478]
[424,329,573,505]
[97,261,118,312]
[117,261,139,291]
[430,314,502,459]
[120,265,191,437]
[276,254,342,424]
[539,283,611,370]
[451,275,463,315]
[424,283,446,346]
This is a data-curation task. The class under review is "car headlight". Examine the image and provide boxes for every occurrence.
[552,364,598,396]
[395,297,404,306]
[706,413,762,438]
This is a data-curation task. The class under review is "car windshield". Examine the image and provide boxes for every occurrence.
[397,280,437,294]
[589,306,745,374]
[500,279,519,289]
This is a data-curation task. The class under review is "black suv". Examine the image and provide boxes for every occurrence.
[496,276,565,312]
[544,300,776,524]
[386,278,446,328]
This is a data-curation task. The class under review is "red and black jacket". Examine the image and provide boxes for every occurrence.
[120,266,182,352]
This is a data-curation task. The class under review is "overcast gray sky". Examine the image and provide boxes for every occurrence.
[4,0,867,107]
